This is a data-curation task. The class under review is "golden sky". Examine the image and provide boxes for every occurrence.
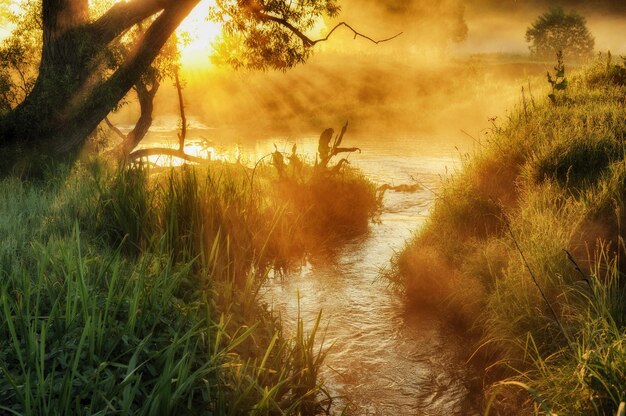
[176,0,223,69]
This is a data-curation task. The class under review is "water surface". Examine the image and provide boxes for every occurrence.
[257,133,480,415]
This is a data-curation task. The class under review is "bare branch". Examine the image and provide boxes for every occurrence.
[331,147,361,157]
[104,76,159,157]
[104,117,127,141]
[332,121,348,148]
[174,70,187,151]
[311,22,402,46]
[256,12,402,48]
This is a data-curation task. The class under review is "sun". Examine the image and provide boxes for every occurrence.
[103,0,222,71]
[177,0,223,70]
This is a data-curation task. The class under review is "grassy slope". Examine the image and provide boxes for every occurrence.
[390,57,626,414]
[0,160,377,415]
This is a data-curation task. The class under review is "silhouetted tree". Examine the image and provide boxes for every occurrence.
[525,6,594,61]
[0,0,184,162]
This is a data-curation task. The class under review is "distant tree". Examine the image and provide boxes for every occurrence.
[525,7,594,60]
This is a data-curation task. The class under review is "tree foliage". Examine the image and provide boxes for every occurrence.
[211,0,340,70]
[0,0,40,112]
[525,6,594,61]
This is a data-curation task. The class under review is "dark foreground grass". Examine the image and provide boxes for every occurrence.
[389,55,626,414]
[0,158,377,415]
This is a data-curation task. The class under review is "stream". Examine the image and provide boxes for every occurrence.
[258,133,480,415]
[116,56,545,414]
[138,127,481,415]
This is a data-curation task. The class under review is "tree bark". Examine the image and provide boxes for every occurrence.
[41,0,89,68]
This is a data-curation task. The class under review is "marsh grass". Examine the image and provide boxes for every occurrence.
[389,56,626,414]
[0,157,377,414]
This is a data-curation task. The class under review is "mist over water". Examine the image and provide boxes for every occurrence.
[113,54,550,152]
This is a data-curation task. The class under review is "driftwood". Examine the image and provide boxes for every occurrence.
[317,122,361,169]
[270,123,361,180]
[127,147,210,164]
[378,183,422,193]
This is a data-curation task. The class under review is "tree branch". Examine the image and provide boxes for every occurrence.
[128,147,210,165]
[174,70,186,151]
[256,12,402,48]
[104,75,160,157]
[89,0,183,47]
[311,22,402,46]
[104,116,126,140]
[255,12,315,47]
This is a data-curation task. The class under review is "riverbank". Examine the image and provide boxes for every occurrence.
[390,56,626,414]
[0,157,377,414]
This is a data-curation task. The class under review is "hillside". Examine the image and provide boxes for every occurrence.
[390,56,626,414]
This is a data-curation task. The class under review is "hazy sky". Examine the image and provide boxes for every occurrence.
[336,0,626,54]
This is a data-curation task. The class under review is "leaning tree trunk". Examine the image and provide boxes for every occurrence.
[0,0,199,174]
[106,72,160,158]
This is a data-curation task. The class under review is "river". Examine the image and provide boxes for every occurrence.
[114,54,551,414]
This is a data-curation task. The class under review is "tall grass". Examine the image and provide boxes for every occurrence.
[389,55,626,414]
[0,158,377,414]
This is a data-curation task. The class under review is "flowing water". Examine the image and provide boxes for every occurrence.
[257,134,481,415]
[137,127,480,414]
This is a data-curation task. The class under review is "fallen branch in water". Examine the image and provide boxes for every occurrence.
[316,122,361,173]
[128,148,210,165]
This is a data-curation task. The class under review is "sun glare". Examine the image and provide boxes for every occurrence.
[103,0,221,71]
[177,0,223,70]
